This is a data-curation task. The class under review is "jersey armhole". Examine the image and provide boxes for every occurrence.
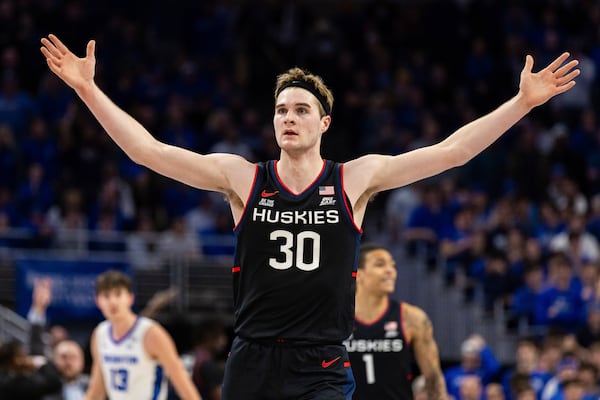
[400,303,411,346]
[233,163,261,232]
[338,163,362,233]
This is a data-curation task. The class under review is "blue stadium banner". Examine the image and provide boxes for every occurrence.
[15,259,130,322]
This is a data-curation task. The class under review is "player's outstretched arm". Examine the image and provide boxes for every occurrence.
[39,34,254,197]
[344,52,580,200]
[403,304,448,400]
[145,323,202,400]
[84,329,108,400]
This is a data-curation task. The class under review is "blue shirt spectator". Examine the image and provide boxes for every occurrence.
[444,335,501,399]
[534,253,585,333]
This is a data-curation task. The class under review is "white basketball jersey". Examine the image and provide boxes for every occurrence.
[96,316,167,400]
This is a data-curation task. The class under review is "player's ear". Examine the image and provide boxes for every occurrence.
[355,269,363,283]
[320,115,331,134]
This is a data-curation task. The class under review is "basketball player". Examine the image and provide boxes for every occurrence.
[84,270,201,400]
[345,243,447,399]
[40,34,579,399]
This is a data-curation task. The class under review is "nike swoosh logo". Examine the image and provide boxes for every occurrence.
[321,355,342,368]
[261,190,279,198]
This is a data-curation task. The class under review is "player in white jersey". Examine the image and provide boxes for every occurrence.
[84,270,201,400]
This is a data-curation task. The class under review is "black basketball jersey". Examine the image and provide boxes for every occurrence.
[232,160,362,342]
[344,299,414,400]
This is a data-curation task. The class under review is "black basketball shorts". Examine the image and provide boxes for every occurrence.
[222,336,355,400]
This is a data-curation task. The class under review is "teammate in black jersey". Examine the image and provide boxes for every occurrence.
[346,243,447,400]
[40,33,579,399]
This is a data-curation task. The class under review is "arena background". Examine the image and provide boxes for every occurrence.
[1,0,600,371]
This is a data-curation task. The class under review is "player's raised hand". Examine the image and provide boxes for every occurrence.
[518,52,580,109]
[40,34,96,93]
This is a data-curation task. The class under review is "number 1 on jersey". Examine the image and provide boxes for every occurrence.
[362,354,376,384]
[269,230,321,271]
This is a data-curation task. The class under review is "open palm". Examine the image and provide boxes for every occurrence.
[40,34,96,92]
[519,52,580,109]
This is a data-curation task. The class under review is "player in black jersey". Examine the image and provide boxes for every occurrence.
[40,33,579,399]
[345,243,447,400]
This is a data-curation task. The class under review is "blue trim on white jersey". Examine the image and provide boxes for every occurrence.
[109,316,140,345]
[152,365,164,400]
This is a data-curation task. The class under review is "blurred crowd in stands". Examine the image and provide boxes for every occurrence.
[3,0,600,399]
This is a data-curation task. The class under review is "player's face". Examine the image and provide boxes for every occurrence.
[359,249,397,295]
[273,87,330,154]
[95,287,134,321]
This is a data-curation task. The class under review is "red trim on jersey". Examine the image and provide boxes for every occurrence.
[355,297,390,326]
[273,159,326,196]
[232,266,241,273]
[340,164,363,233]
[233,164,260,231]
[400,302,411,345]
[351,271,357,278]
[343,361,351,368]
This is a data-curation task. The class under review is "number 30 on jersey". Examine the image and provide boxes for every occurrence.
[269,230,321,271]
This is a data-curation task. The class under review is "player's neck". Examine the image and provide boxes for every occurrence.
[276,153,324,193]
[355,293,389,323]
[109,312,138,339]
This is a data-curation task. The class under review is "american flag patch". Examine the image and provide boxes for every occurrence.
[384,321,398,332]
[319,186,335,195]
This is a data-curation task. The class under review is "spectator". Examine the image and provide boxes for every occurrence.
[0,68,37,135]
[575,304,600,348]
[514,386,537,400]
[98,160,136,225]
[439,206,476,286]
[0,124,18,189]
[509,261,547,333]
[480,250,513,315]
[209,112,255,160]
[457,374,483,400]
[0,339,62,399]
[540,355,581,400]
[444,334,501,399]
[157,216,203,264]
[587,194,600,241]
[86,209,126,252]
[534,201,566,255]
[16,162,54,221]
[501,337,552,400]
[538,333,565,377]
[549,214,599,272]
[404,184,448,270]
[45,188,88,252]
[579,260,599,304]
[192,318,228,400]
[45,339,89,400]
[126,214,161,270]
[198,209,235,263]
[486,382,506,400]
[184,193,217,235]
[535,252,585,333]
[383,184,420,244]
[577,362,599,399]
[21,116,58,179]
[27,277,53,358]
